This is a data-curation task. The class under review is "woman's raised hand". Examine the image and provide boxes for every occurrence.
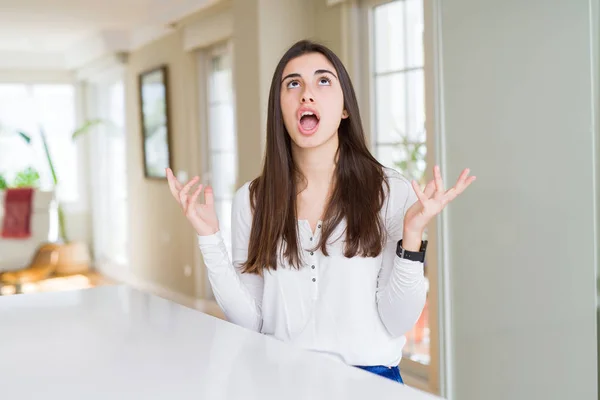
[404,165,476,237]
[166,168,220,237]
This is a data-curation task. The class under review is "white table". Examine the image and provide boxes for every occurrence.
[0,285,443,400]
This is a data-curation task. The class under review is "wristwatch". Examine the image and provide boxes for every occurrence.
[396,240,428,262]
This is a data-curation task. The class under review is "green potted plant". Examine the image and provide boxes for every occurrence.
[394,133,427,186]
[0,172,7,190]
[12,166,41,188]
[15,119,105,274]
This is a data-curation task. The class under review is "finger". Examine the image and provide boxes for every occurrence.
[423,179,436,198]
[449,172,477,195]
[178,176,200,206]
[443,175,476,204]
[458,168,471,183]
[443,187,459,204]
[167,168,183,190]
[434,165,444,193]
[457,175,477,193]
[454,168,471,188]
[411,180,429,205]
[204,185,215,207]
[186,183,204,215]
[166,168,183,199]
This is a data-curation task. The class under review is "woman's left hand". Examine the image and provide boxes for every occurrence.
[403,165,476,241]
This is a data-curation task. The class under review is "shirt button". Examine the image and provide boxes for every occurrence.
[317,224,321,229]
[311,265,315,269]
[310,237,313,241]
[312,278,316,282]
[310,252,314,256]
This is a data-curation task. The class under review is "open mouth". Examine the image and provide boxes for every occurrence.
[297,109,320,135]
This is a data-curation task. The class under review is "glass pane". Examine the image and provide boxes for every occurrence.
[108,136,127,198]
[0,136,35,183]
[32,85,77,202]
[0,85,44,185]
[406,69,426,143]
[108,133,127,263]
[209,55,233,104]
[372,0,429,368]
[375,144,408,171]
[374,0,405,73]
[402,143,427,185]
[96,80,128,265]
[0,84,76,202]
[210,151,236,198]
[375,73,406,143]
[109,81,125,130]
[403,283,430,364]
[406,0,425,68]
[216,199,233,246]
[208,103,236,151]
[110,197,128,264]
[378,141,426,183]
[206,45,237,204]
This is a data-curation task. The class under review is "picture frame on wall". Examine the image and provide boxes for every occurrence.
[138,65,172,179]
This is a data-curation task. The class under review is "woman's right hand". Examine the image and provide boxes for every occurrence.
[166,168,220,237]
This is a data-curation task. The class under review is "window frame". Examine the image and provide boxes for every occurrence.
[205,42,237,205]
[82,66,129,271]
[195,40,237,301]
[0,81,82,209]
[357,0,444,395]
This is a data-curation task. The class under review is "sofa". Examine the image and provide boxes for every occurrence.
[0,190,55,272]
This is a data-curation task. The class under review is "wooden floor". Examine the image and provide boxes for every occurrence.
[0,270,114,296]
[0,269,227,320]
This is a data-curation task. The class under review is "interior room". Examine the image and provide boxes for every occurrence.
[0,0,598,399]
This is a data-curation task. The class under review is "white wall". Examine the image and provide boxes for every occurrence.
[434,0,598,399]
[232,0,315,185]
[593,0,600,390]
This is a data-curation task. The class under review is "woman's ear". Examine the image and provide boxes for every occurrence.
[342,109,349,119]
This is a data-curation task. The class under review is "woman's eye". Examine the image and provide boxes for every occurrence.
[287,80,300,89]
[319,77,331,85]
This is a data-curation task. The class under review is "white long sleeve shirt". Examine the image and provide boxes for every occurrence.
[197,168,427,367]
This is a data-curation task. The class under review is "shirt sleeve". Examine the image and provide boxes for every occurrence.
[197,182,264,332]
[376,172,427,338]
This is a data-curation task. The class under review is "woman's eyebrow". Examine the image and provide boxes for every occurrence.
[281,69,338,83]
[315,69,338,79]
[281,72,301,82]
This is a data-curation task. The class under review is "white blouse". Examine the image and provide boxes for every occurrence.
[197,168,427,367]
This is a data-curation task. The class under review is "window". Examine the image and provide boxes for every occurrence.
[0,84,77,203]
[365,0,433,383]
[199,42,237,299]
[372,0,426,185]
[87,79,128,267]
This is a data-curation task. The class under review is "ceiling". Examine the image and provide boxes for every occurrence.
[0,0,215,68]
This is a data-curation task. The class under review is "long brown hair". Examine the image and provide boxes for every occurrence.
[242,40,389,275]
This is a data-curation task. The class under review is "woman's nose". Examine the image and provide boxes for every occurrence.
[301,88,315,103]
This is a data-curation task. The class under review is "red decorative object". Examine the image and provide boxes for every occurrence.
[1,188,34,239]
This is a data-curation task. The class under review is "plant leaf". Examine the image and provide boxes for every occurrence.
[72,119,105,141]
[17,130,32,144]
[0,173,7,190]
[39,126,59,186]
[12,166,40,188]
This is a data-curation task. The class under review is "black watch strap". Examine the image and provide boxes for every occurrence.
[396,240,428,262]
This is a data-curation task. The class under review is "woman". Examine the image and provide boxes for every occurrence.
[167,40,475,383]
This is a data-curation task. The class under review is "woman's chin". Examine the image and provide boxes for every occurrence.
[290,129,337,150]
[291,133,320,148]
